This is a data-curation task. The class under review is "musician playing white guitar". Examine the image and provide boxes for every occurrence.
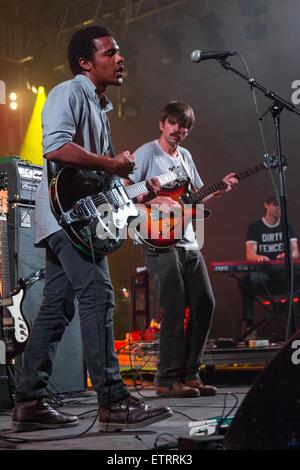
[12,25,172,433]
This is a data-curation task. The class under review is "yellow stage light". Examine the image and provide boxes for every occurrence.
[20,85,46,166]
[82,19,94,26]
[10,92,17,101]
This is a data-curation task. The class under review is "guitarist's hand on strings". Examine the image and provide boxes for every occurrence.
[112,151,136,178]
[146,177,161,196]
[146,196,181,214]
[203,172,239,202]
[136,178,162,204]
[222,172,239,192]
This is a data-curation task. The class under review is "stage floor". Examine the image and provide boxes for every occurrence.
[0,385,249,451]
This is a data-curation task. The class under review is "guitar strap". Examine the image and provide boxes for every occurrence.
[177,149,197,192]
[106,118,117,158]
[47,160,58,186]
[107,131,117,158]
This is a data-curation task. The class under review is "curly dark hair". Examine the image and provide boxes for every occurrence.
[68,25,113,76]
[160,101,195,130]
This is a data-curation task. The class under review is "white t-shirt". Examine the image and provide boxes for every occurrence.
[130,139,203,249]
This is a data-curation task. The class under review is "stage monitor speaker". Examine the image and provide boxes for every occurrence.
[7,203,86,394]
[223,330,300,450]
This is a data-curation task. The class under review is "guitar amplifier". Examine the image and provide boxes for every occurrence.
[7,203,87,394]
[0,156,42,204]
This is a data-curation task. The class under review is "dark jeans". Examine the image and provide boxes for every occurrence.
[145,247,215,387]
[16,230,129,406]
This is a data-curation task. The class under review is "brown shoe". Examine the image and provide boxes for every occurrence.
[156,381,200,398]
[98,395,173,432]
[12,398,79,432]
[185,379,218,397]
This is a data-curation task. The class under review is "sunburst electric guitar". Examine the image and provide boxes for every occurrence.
[135,155,280,250]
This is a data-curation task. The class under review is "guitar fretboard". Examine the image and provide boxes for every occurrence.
[125,170,179,199]
[188,162,267,204]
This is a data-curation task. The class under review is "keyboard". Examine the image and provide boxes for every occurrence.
[210,259,300,273]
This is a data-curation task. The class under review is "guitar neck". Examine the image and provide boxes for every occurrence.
[125,170,178,200]
[188,162,267,204]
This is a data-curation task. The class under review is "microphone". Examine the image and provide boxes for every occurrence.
[191,49,237,63]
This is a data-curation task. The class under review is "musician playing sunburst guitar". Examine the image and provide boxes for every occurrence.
[129,101,238,398]
[240,192,299,336]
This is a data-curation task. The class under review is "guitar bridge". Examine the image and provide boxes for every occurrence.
[59,196,97,226]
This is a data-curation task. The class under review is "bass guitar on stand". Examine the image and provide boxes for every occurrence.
[0,189,45,359]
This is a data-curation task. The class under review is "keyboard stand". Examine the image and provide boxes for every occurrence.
[231,273,300,342]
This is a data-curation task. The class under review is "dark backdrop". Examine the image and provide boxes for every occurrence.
[1,0,299,339]
[108,0,300,339]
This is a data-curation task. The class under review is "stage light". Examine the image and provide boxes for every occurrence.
[9,101,18,110]
[121,287,130,299]
[53,64,65,72]
[25,81,39,94]
[82,19,94,26]
[20,85,46,166]
[18,55,34,64]
[26,80,38,95]
[9,92,18,110]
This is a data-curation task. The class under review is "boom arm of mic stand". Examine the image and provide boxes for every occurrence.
[218,59,300,116]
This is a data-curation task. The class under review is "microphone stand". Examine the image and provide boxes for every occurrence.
[217,59,300,340]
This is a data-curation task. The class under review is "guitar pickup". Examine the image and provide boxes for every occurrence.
[59,196,97,225]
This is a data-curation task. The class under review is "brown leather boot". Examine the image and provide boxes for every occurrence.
[156,381,200,398]
[12,398,79,432]
[185,379,217,396]
[98,395,172,432]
